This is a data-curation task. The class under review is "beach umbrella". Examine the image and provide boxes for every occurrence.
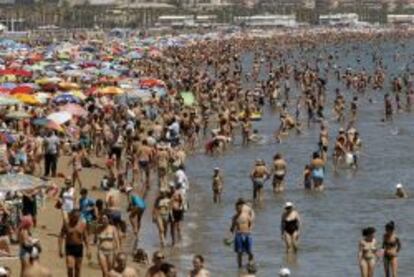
[0,68,32,77]
[9,85,34,95]
[138,78,165,89]
[0,173,48,193]
[0,96,21,106]
[0,131,15,144]
[62,69,83,77]
[53,93,81,104]
[36,77,62,85]
[6,110,31,119]
[59,103,88,117]
[0,87,10,94]
[12,94,40,105]
[99,68,120,77]
[34,92,51,104]
[98,86,124,95]
[32,117,64,132]
[180,91,196,106]
[47,111,72,124]
[0,83,17,90]
[59,81,79,90]
[68,90,87,101]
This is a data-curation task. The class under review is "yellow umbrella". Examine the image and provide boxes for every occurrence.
[0,75,16,82]
[35,77,62,85]
[68,90,87,100]
[12,94,40,105]
[99,86,124,95]
[59,82,79,90]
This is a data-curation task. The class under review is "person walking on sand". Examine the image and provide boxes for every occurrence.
[58,209,90,277]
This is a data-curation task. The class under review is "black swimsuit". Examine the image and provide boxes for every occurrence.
[284,218,299,235]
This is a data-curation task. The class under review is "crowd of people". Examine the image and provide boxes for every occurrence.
[0,26,412,276]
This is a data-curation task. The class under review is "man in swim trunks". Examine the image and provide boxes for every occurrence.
[136,139,153,188]
[230,200,254,268]
[250,159,270,202]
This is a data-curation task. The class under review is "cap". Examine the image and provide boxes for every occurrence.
[284,202,293,209]
[125,186,133,193]
[396,183,403,189]
[214,167,220,171]
[279,267,291,276]
[339,127,345,133]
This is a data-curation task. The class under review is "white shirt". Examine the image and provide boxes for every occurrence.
[175,169,189,191]
[62,187,75,212]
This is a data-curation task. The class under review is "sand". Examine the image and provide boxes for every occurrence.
[1,155,148,276]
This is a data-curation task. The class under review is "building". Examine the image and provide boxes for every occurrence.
[234,14,297,27]
[388,14,414,24]
[319,12,359,25]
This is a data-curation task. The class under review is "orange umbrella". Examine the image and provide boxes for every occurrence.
[98,86,124,95]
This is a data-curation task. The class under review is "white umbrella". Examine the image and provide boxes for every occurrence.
[47,111,72,124]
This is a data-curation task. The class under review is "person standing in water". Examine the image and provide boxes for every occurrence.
[281,202,300,253]
[310,152,325,191]
[211,167,223,204]
[250,159,270,202]
[230,200,254,268]
[272,153,287,193]
[358,227,378,277]
[382,221,401,277]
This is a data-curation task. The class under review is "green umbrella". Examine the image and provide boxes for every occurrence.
[0,96,21,106]
[180,91,196,107]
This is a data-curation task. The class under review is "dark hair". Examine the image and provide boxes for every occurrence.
[194,254,204,263]
[80,188,88,195]
[274,153,282,160]
[362,227,376,237]
[159,262,175,274]
[385,221,395,232]
[312,152,320,159]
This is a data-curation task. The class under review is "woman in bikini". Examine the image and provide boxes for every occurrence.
[97,212,120,277]
[153,191,171,247]
[358,227,378,277]
[382,221,401,277]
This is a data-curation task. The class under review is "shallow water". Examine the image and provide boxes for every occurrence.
[142,39,414,276]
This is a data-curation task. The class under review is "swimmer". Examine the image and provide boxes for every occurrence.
[279,267,291,277]
[395,184,408,199]
[189,255,210,277]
